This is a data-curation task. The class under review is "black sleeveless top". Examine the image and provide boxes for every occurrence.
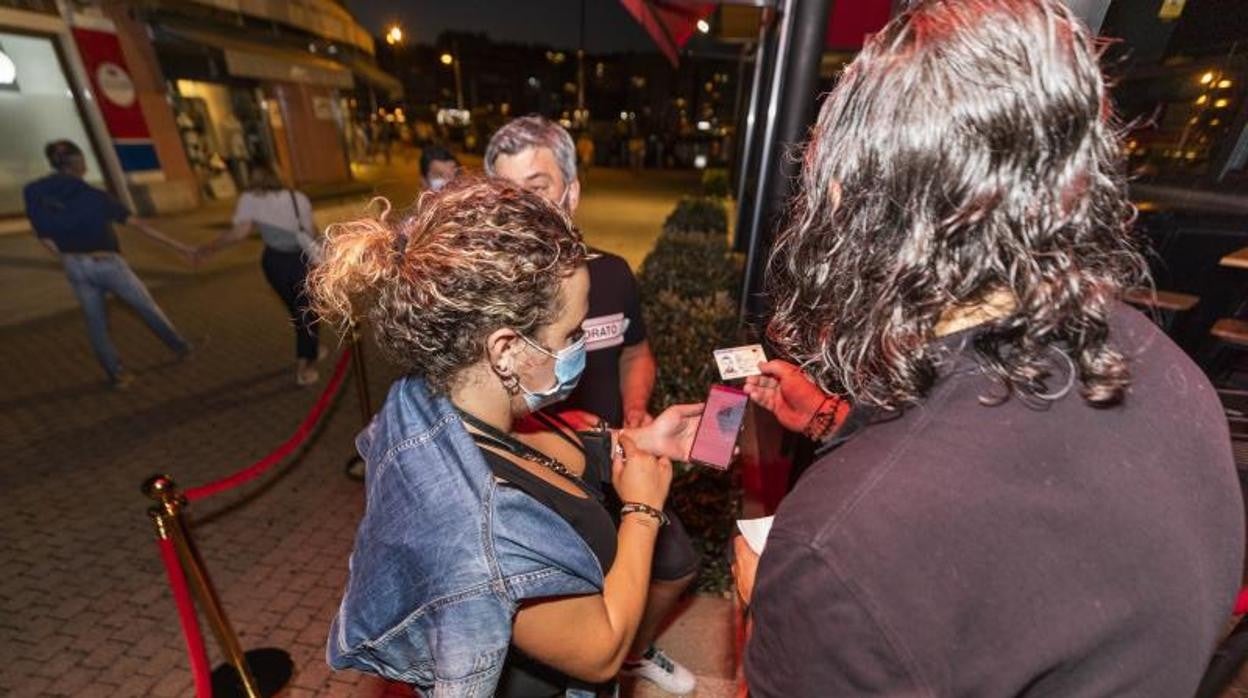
[465,412,618,697]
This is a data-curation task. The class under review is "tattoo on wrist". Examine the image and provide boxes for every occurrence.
[802,396,842,441]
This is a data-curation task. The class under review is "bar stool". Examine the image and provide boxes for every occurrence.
[1121,287,1199,334]
[1209,319,1248,441]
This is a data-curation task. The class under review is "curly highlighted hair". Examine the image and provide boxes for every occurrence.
[767,0,1147,410]
[309,177,589,393]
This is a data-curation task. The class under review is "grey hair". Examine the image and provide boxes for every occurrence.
[485,115,578,186]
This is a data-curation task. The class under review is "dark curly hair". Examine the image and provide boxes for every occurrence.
[766,0,1147,410]
[308,177,589,393]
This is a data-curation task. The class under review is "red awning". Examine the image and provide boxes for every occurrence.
[826,0,892,51]
[619,0,893,62]
[618,0,715,66]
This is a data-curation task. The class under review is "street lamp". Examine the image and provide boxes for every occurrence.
[385,25,403,46]
[441,46,464,110]
[696,18,710,34]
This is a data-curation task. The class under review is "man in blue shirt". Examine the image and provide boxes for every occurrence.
[24,140,193,389]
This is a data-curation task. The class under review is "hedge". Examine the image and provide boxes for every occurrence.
[639,197,745,593]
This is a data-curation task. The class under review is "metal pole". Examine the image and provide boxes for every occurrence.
[728,10,768,213]
[344,333,374,480]
[577,0,587,114]
[452,40,464,110]
[739,0,834,322]
[739,0,797,322]
[350,334,374,424]
[144,476,262,698]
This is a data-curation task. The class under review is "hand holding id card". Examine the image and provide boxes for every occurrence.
[714,344,767,380]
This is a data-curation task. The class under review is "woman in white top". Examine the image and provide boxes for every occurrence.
[199,165,323,386]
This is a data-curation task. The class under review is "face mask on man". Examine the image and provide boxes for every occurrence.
[515,333,587,411]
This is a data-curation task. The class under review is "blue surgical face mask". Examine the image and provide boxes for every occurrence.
[516,332,586,411]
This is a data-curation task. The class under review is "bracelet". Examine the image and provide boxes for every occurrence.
[802,396,842,441]
[620,502,669,527]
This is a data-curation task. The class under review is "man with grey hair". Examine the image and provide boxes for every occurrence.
[486,115,699,695]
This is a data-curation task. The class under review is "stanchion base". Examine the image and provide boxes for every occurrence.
[345,454,365,481]
[211,647,293,697]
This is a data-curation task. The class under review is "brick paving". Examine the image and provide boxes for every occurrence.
[0,165,739,697]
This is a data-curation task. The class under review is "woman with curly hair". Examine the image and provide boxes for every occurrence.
[736,0,1243,695]
[312,177,702,697]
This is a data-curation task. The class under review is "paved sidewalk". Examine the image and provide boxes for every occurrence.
[0,165,731,697]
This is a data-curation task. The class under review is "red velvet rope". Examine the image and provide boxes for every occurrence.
[157,537,213,698]
[185,349,353,502]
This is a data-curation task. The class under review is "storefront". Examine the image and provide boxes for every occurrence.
[0,7,113,226]
[152,22,356,195]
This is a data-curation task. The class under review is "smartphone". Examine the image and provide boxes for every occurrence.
[689,384,749,470]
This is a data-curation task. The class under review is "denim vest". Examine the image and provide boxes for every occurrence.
[326,376,606,696]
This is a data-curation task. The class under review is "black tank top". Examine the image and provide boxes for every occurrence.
[479,449,617,571]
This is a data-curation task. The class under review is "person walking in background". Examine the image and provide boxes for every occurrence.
[486,116,699,696]
[419,144,460,192]
[576,131,595,171]
[197,165,323,386]
[627,134,645,173]
[734,1,1244,695]
[23,140,194,389]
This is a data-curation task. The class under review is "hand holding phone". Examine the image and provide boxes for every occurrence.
[628,403,704,462]
[689,384,749,470]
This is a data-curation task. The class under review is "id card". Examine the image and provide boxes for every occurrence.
[713,344,767,380]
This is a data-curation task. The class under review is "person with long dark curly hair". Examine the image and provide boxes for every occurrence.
[734,1,1243,695]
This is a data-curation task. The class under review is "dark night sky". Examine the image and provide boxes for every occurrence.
[348,0,660,53]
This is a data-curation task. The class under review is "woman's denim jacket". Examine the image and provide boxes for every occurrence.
[326,376,606,696]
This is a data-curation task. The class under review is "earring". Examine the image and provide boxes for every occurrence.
[493,365,521,396]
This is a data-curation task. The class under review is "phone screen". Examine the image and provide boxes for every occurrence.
[689,384,749,470]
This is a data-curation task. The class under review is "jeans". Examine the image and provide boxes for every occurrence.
[62,253,188,379]
[260,247,319,360]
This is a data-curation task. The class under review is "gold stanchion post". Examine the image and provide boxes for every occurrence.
[145,475,263,698]
[144,476,292,698]
[345,332,374,480]
[350,332,374,423]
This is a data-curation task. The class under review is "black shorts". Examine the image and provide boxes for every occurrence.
[607,491,699,581]
[652,506,699,581]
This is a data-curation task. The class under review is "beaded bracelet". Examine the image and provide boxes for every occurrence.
[803,396,842,441]
[620,502,669,527]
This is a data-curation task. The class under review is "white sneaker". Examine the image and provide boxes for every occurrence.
[621,645,696,695]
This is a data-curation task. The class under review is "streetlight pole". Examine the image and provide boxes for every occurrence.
[577,0,586,118]
[452,40,464,110]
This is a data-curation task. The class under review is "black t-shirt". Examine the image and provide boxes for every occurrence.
[561,250,646,427]
[746,305,1244,696]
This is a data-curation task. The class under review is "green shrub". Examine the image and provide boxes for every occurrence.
[639,198,745,593]
[663,197,729,236]
[701,168,731,198]
[640,232,741,305]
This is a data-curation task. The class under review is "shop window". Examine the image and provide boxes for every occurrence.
[0,31,105,217]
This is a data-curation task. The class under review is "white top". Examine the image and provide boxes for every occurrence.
[233,189,313,234]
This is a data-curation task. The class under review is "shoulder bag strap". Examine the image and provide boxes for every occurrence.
[287,189,305,235]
